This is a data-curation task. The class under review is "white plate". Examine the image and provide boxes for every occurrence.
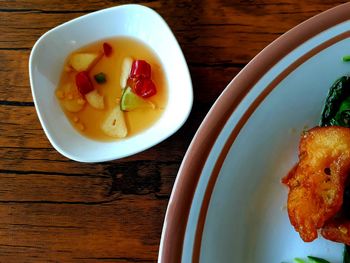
[159,3,350,262]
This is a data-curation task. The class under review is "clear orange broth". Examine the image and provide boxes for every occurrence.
[56,37,168,141]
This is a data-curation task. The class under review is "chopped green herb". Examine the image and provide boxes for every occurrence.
[307,256,330,263]
[94,72,106,84]
[294,258,307,263]
[343,55,350,62]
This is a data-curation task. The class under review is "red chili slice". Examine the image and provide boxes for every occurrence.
[103,42,113,57]
[130,60,151,79]
[133,78,157,98]
[75,71,94,95]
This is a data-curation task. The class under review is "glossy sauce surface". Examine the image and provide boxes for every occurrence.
[56,37,168,141]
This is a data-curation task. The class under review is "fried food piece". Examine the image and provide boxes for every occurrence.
[282,126,350,242]
[321,217,350,245]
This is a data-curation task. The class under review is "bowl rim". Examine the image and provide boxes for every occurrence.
[158,2,350,262]
[28,4,193,163]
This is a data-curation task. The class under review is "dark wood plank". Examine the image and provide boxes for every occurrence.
[0,50,30,102]
[0,0,158,11]
[0,198,166,262]
[0,172,111,202]
[0,1,346,64]
[0,12,84,49]
[0,147,179,198]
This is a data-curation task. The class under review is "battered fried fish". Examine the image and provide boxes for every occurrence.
[283,126,350,242]
[322,217,350,245]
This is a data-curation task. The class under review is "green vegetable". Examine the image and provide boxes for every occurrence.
[333,96,350,126]
[120,86,155,111]
[320,76,350,127]
[292,256,330,263]
[94,72,106,84]
[343,55,350,62]
[307,256,330,263]
[294,258,307,263]
[344,245,350,263]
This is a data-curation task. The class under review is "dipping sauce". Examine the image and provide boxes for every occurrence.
[55,37,167,141]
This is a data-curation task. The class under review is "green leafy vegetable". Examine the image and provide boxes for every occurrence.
[291,256,330,263]
[307,256,330,263]
[343,55,350,62]
[294,258,307,263]
[344,245,350,263]
[320,76,350,127]
[94,72,106,84]
[334,97,350,126]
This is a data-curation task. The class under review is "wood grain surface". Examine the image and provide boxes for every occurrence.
[0,1,347,262]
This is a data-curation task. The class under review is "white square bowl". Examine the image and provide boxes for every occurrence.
[29,4,193,162]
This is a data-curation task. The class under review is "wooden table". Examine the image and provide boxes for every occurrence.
[0,1,347,262]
